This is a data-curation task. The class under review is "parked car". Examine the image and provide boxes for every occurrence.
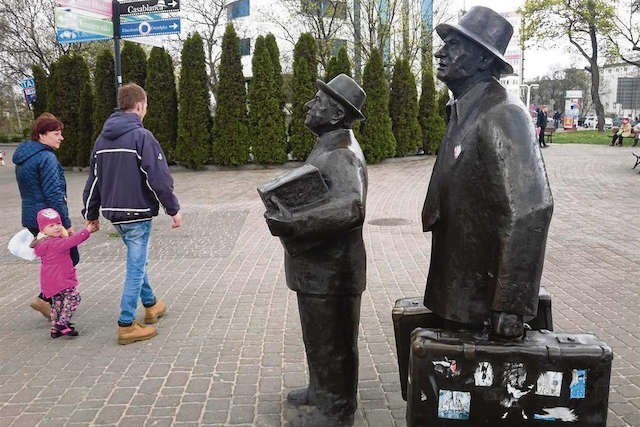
[583,116,597,128]
[604,118,613,129]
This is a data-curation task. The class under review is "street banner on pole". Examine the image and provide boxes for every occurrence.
[19,78,37,106]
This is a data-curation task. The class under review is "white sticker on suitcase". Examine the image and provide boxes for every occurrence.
[437,390,470,420]
[533,407,578,422]
[536,371,563,397]
[432,358,461,378]
[474,362,494,386]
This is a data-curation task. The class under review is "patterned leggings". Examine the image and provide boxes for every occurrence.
[50,288,81,328]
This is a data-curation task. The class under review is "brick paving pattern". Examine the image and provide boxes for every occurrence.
[0,143,638,426]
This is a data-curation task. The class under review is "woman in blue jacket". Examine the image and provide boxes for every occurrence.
[13,113,79,319]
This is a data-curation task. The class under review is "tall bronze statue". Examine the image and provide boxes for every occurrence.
[259,74,367,425]
[422,6,554,339]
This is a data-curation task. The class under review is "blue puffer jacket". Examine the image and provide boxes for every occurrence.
[13,141,72,230]
[82,111,179,224]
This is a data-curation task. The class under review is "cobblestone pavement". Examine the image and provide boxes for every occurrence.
[0,143,638,426]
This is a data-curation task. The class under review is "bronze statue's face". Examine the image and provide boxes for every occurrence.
[304,90,339,134]
[435,33,484,84]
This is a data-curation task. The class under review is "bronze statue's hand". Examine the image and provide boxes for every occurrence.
[264,213,293,237]
[491,312,524,339]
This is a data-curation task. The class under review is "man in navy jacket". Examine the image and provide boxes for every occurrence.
[83,83,182,345]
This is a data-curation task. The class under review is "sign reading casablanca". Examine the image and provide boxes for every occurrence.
[118,0,180,16]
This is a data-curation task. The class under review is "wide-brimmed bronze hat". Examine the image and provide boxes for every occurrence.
[316,74,366,120]
[436,6,514,75]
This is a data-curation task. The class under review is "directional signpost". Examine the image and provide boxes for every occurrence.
[53,0,182,101]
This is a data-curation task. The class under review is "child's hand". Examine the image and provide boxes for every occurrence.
[85,220,99,233]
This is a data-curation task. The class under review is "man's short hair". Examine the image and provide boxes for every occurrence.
[31,113,63,141]
[118,83,147,111]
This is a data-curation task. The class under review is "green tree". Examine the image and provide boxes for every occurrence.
[176,32,211,169]
[146,47,178,162]
[248,36,287,164]
[389,58,421,156]
[358,48,395,163]
[418,65,445,155]
[437,87,449,122]
[31,64,48,118]
[326,46,352,81]
[76,81,94,167]
[121,41,147,87]
[93,49,116,141]
[212,24,249,166]
[47,54,92,167]
[265,33,284,109]
[521,0,615,131]
[289,32,318,160]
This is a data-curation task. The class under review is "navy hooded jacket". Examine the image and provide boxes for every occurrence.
[13,140,72,230]
[82,111,179,224]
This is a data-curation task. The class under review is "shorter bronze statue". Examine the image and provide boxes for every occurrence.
[258,74,367,425]
[422,6,554,338]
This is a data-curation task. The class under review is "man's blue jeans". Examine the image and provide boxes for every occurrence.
[113,220,156,326]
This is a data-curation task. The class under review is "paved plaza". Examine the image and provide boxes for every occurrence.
[0,142,638,426]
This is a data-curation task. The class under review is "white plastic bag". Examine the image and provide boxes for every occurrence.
[7,228,37,261]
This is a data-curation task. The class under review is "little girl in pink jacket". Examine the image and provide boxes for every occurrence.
[31,208,97,338]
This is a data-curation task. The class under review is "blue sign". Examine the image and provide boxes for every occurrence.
[56,28,112,43]
[120,17,180,38]
[20,78,35,89]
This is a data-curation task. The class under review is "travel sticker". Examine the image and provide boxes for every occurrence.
[474,362,494,386]
[438,390,471,420]
[533,407,578,422]
[570,369,587,399]
[536,371,563,397]
[433,358,461,378]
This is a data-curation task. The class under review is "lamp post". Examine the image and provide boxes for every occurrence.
[520,83,539,111]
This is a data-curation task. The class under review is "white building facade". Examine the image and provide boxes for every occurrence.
[598,62,640,118]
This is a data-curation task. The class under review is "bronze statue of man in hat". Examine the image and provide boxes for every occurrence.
[259,74,367,424]
[422,6,554,338]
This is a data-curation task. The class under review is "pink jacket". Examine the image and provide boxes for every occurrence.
[33,229,90,298]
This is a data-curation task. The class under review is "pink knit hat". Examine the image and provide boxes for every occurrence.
[37,208,62,231]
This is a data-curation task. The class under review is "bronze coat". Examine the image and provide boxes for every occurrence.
[269,129,368,296]
[422,79,553,325]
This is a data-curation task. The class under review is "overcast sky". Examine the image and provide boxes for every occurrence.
[439,0,585,80]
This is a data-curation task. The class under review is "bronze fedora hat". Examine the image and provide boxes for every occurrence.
[316,74,366,120]
[436,6,514,75]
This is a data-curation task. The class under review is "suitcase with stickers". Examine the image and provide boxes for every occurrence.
[406,328,612,427]
[394,287,554,401]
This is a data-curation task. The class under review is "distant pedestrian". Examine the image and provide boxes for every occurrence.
[536,107,548,147]
[31,208,97,338]
[611,117,631,146]
[553,111,561,129]
[82,83,182,345]
[12,113,80,320]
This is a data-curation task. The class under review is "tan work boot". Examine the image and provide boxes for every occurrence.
[144,300,166,324]
[30,297,51,320]
[117,321,157,345]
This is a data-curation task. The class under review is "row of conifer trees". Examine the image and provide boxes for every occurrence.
[31,24,449,168]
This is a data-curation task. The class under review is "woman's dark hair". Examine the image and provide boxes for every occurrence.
[31,113,63,141]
